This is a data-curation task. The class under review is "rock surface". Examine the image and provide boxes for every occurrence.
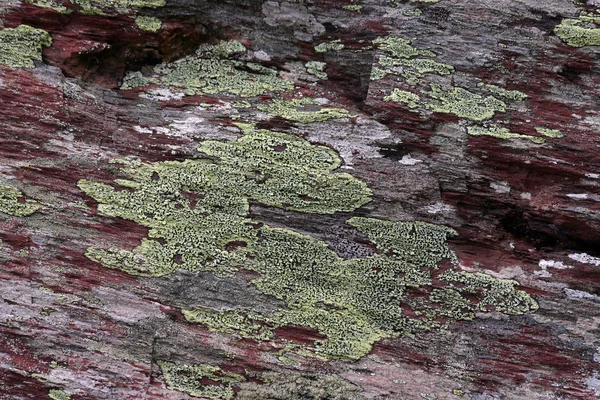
[0,0,599,399]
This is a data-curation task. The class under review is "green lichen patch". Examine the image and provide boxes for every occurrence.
[80,125,537,360]
[346,217,458,268]
[0,184,41,216]
[72,0,165,14]
[78,126,371,277]
[158,361,244,399]
[374,36,434,59]
[120,41,293,97]
[535,126,564,138]
[343,4,362,12]
[467,125,545,144]
[477,82,528,101]
[372,36,454,84]
[258,98,352,123]
[0,25,52,68]
[555,12,600,47]
[384,88,421,108]
[182,308,274,340]
[236,371,366,400]
[134,16,162,32]
[314,39,345,53]
[184,218,536,360]
[426,84,506,121]
[48,389,70,400]
[403,8,422,17]
[24,0,70,13]
[305,61,327,80]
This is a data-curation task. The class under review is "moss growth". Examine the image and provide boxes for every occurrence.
[555,12,600,47]
[467,125,545,143]
[0,25,52,68]
[477,82,528,101]
[48,389,70,400]
[134,16,162,32]
[535,126,564,138]
[121,41,293,97]
[158,361,244,399]
[305,61,327,80]
[258,98,352,123]
[0,184,41,216]
[314,40,345,53]
[81,126,537,360]
[384,88,421,108]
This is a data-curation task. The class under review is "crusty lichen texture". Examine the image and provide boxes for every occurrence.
[258,98,351,123]
[24,0,70,13]
[468,125,545,144]
[134,16,162,32]
[555,12,600,47]
[48,389,71,400]
[305,60,328,79]
[120,40,293,97]
[236,371,366,400]
[0,184,41,216]
[80,125,537,361]
[372,36,454,84]
[158,361,244,399]
[0,25,52,68]
[78,125,372,277]
[72,0,165,14]
[373,35,560,143]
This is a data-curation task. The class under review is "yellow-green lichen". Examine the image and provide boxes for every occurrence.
[258,98,352,123]
[48,389,70,400]
[384,88,421,108]
[343,4,362,12]
[185,217,535,360]
[403,8,422,17]
[80,126,537,360]
[305,61,327,80]
[372,36,454,84]
[535,126,564,138]
[0,184,41,216]
[374,36,434,59]
[314,39,345,53]
[182,308,273,340]
[477,82,528,101]
[72,0,165,14]
[236,371,366,400]
[134,16,162,32]
[78,126,371,277]
[120,41,293,97]
[24,0,70,13]
[0,25,52,68]
[467,125,545,144]
[158,361,244,399]
[426,84,506,121]
[555,12,600,47]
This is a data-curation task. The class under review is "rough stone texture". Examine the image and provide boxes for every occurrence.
[0,0,599,399]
